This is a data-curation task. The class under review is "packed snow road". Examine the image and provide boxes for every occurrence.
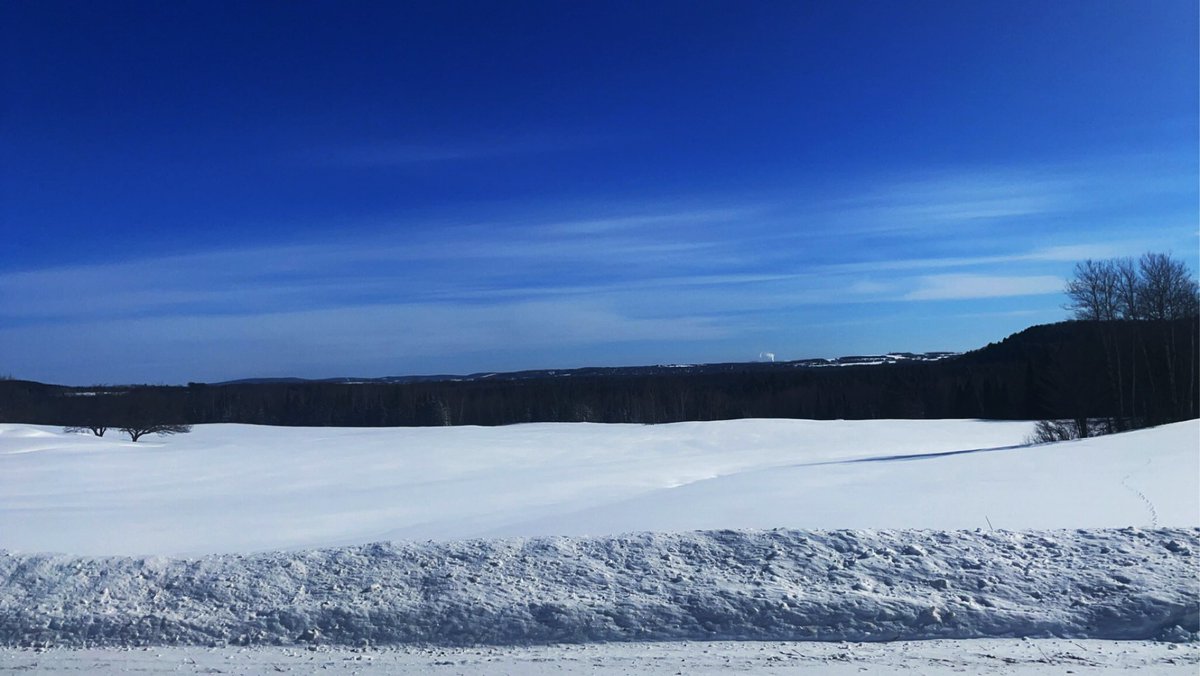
[3,639,1197,675]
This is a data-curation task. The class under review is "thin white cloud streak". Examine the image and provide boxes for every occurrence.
[804,170,1080,236]
[793,157,1195,240]
[532,207,763,236]
[881,195,1059,223]
[903,275,1064,301]
[0,230,1139,323]
[0,208,760,320]
[952,309,1050,319]
[426,272,817,302]
[817,242,1157,275]
[3,157,1190,383]
[3,207,752,276]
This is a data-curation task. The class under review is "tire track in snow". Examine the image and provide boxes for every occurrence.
[1121,460,1158,528]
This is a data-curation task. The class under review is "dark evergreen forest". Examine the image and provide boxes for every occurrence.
[1,319,1196,430]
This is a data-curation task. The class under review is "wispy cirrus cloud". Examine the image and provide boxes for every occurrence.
[0,189,1178,330]
[3,155,1194,384]
[0,213,742,323]
[793,157,1196,242]
[817,241,1167,275]
[802,169,1078,237]
[902,274,1065,301]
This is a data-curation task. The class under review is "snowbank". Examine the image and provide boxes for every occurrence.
[2,528,1196,647]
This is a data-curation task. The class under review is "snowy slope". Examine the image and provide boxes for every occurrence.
[490,421,1200,538]
[0,419,1197,555]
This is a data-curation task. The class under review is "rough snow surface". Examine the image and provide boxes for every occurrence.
[1,419,1197,555]
[1,528,1196,648]
[3,640,1197,675]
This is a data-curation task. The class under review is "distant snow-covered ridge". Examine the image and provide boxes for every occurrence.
[2,528,1196,648]
[215,352,961,385]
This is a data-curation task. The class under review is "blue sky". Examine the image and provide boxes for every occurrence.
[1,1,1197,384]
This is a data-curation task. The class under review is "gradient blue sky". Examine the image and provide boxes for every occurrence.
[2,1,1197,384]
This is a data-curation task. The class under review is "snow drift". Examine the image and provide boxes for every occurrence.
[1,528,1196,647]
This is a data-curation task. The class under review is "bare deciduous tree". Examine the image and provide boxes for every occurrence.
[1065,259,1121,321]
[120,423,192,442]
[1137,252,1200,320]
[1113,257,1141,320]
[1060,251,1199,431]
[1066,253,1198,322]
[63,425,108,437]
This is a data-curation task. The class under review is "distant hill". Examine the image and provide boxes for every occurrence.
[213,351,960,386]
[1,319,1195,428]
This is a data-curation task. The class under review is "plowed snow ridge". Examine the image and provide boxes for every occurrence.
[2,528,1196,647]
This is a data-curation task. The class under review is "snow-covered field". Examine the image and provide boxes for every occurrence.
[1,419,1196,555]
[0,418,1196,669]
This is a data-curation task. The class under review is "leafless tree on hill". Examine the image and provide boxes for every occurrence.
[63,425,108,437]
[1062,251,1199,431]
[120,423,192,443]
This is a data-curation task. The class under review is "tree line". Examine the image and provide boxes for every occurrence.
[1057,252,1198,436]
[0,319,1195,431]
[1,253,1195,434]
